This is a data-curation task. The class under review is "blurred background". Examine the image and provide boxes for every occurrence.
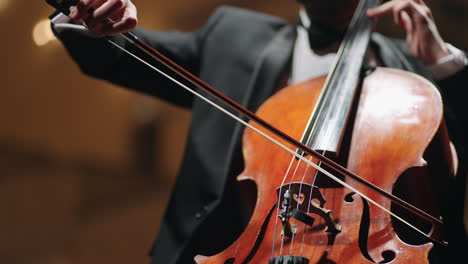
[0,0,466,263]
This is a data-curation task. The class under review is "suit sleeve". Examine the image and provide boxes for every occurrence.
[436,62,468,159]
[53,9,224,108]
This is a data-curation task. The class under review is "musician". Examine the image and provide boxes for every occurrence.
[51,0,467,263]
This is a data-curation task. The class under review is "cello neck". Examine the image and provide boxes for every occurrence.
[299,0,380,155]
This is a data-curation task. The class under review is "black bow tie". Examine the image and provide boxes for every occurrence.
[301,20,347,51]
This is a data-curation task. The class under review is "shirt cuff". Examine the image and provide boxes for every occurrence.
[50,12,92,36]
[428,43,468,80]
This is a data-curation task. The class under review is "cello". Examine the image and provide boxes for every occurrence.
[194,1,456,263]
[46,0,457,263]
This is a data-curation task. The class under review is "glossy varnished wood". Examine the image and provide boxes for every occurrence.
[195,67,453,264]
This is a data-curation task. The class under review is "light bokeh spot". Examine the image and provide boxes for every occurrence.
[0,0,10,12]
[33,19,56,46]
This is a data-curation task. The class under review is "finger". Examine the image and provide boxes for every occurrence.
[86,7,125,25]
[97,5,137,36]
[97,16,136,36]
[397,1,429,31]
[108,7,126,22]
[85,19,113,36]
[71,0,92,20]
[367,0,396,18]
[400,10,414,39]
[113,6,137,32]
[392,0,414,26]
[69,6,78,19]
[93,0,126,21]
[411,0,433,20]
[70,0,104,20]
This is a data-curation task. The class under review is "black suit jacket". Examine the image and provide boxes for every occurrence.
[55,6,467,264]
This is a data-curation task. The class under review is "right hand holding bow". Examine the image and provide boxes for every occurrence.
[69,0,138,36]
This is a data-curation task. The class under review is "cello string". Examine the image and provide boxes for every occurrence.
[278,158,303,256]
[285,25,352,252]
[270,105,313,257]
[269,105,325,256]
[277,126,320,256]
[270,91,325,255]
[285,155,317,257]
[275,130,324,255]
[292,116,328,257]
[274,155,301,257]
[272,142,318,257]
[289,147,315,255]
[104,37,442,244]
[297,154,323,258]
[286,158,307,256]
[290,0,383,254]
[287,69,332,255]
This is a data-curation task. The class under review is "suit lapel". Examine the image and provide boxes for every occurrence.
[243,24,297,112]
[223,24,297,179]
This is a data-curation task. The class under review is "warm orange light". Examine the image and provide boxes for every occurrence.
[0,0,10,12]
[33,19,56,46]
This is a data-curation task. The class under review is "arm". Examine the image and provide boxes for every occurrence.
[52,0,218,108]
[436,59,468,158]
[368,0,467,153]
[55,26,203,108]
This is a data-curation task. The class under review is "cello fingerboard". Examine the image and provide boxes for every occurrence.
[299,0,380,155]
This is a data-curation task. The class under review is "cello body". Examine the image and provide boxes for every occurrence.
[195,67,455,264]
